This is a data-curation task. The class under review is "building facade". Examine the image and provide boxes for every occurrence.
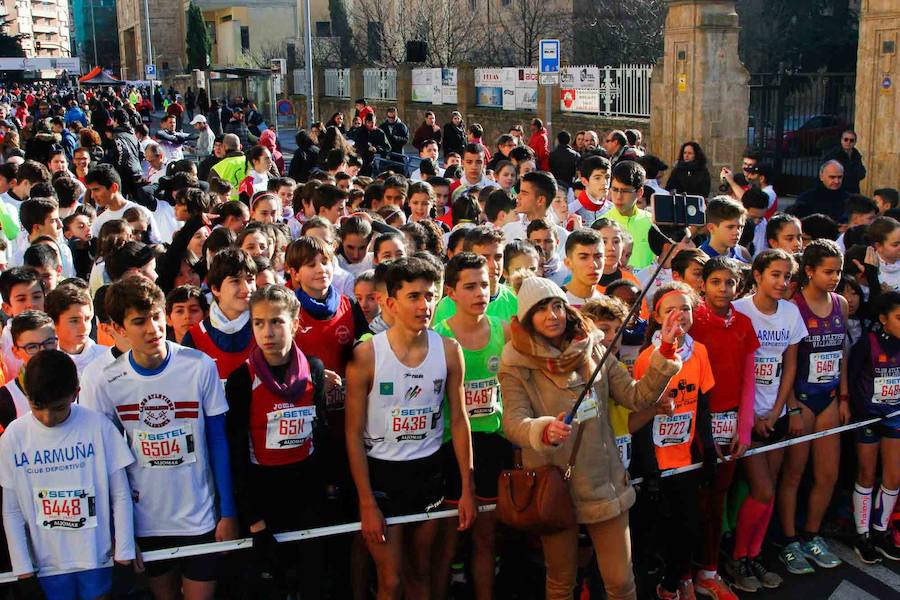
[71,0,119,73]
[0,0,72,57]
[117,0,185,80]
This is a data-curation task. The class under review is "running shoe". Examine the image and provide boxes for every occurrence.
[873,531,900,561]
[723,557,761,593]
[679,579,696,600]
[853,534,882,564]
[747,555,782,589]
[694,573,738,600]
[800,536,842,569]
[655,583,681,600]
[779,542,815,575]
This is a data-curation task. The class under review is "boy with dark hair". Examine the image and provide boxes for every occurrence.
[79,285,132,402]
[166,284,208,343]
[266,176,296,217]
[52,175,84,217]
[563,227,605,307]
[450,143,493,202]
[699,196,751,263]
[741,187,770,257]
[433,252,510,600]
[0,349,135,600]
[433,226,518,322]
[484,188,518,229]
[0,160,50,213]
[671,248,708,292]
[44,282,109,373]
[0,267,46,379]
[183,247,257,382]
[81,276,237,600]
[0,310,57,421]
[13,197,75,276]
[502,171,569,256]
[575,155,612,222]
[86,164,161,243]
[345,256,475,599]
[527,218,570,286]
[873,188,899,214]
[338,215,375,277]
[23,242,62,292]
[608,160,654,269]
[313,184,350,224]
[800,213,840,244]
[382,175,409,208]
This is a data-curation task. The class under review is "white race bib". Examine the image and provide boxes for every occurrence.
[575,390,599,423]
[33,487,97,530]
[385,405,437,444]
[711,410,738,445]
[874,376,900,404]
[464,378,500,418]
[754,355,782,387]
[653,413,693,447]
[808,351,841,384]
[133,423,196,468]
[616,434,632,470]
[266,406,315,449]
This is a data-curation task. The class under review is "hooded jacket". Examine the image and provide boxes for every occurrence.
[665,160,711,197]
[499,331,680,524]
[107,125,144,196]
[259,129,284,175]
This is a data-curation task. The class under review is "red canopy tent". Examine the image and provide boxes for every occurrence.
[79,67,126,86]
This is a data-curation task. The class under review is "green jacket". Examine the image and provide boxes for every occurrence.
[210,153,247,201]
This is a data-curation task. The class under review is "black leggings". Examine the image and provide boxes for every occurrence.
[659,470,702,591]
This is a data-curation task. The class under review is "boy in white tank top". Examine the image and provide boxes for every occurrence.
[345,256,476,599]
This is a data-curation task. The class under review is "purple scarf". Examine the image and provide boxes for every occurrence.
[249,342,310,400]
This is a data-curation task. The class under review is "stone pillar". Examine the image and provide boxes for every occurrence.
[649,0,749,191]
[855,1,900,194]
[456,65,475,121]
[350,65,365,103]
[395,64,412,118]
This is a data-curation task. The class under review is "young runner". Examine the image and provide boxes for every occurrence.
[224,284,329,596]
[0,267,46,381]
[729,250,808,588]
[0,350,135,600]
[849,291,900,562]
[765,214,803,254]
[562,228,604,308]
[0,311,57,422]
[593,219,641,293]
[690,256,760,599]
[778,240,849,572]
[182,247,258,382]
[634,282,716,600]
[81,276,238,600]
[432,253,510,600]
[44,283,108,374]
[345,256,476,599]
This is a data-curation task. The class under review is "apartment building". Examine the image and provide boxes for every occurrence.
[0,0,72,57]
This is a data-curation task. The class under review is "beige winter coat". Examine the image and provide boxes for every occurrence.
[499,331,681,524]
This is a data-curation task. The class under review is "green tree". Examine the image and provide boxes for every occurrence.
[329,0,355,66]
[0,18,26,58]
[185,2,211,70]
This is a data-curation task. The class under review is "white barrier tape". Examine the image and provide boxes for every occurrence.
[1,408,897,585]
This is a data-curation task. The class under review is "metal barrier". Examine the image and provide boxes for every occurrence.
[363,68,397,101]
[324,68,351,98]
[0,407,896,585]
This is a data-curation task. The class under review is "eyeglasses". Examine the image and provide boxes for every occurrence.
[17,336,58,356]
[609,186,635,196]
[842,137,856,143]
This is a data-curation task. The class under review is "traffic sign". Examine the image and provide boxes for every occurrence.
[539,39,560,74]
[539,72,559,86]
[145,64,156,77]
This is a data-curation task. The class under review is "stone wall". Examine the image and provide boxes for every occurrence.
[291,65,650,151]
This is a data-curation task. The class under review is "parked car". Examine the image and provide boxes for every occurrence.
[780,114,849,156]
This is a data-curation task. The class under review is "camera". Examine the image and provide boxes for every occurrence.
[651,193,706,227]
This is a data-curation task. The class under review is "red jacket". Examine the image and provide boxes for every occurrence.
[529,128,550,171]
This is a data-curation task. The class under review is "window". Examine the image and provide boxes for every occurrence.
[315,21,331,37]
[469,0,476,10]
[240,26,249,52]
[205,20,215,44]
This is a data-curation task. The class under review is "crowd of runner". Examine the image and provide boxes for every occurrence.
[0,81,896,600]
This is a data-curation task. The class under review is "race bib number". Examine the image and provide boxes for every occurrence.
[808,351,841,384]
[653,413,693,447]
[754,355,782,387]
[711,411,738,445]
[325,382,346,411]
[575,390,599,422]
[386,405,438,444]
[33,487,97,530]
[873,376,900,404]
[616,434,632,470]
[133,423,196,468]
[266,406,315,449]
[619,346,640,376]
[464,378,500,418]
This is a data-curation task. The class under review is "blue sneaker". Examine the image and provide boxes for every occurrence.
[779,541,814,575]
[800,536,842,569]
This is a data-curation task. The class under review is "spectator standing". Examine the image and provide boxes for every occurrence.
[443,111,466,158]
[288,130,320,183]
[790,160,849,222]
[225,108,256,151]
[185,87,196,121]
[106,109,144,198]
[665,141,712,197]
[166,95,185,126]
[604,130,638,165]
[413,112,442,151]
[354,98,374,123]
[186,115,214,159]
[824,129,866,193]
[354,114,390,176]
[155,114,190,163]
[379,107,409,155]
[549,130,579,189]
[528,118,551,171]
[196,87,209,117]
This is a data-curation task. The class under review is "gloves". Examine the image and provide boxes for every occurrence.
[252,528,282,583]
[15,576,47,600]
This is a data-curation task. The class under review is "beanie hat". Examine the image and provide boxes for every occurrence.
[517,277,567,321]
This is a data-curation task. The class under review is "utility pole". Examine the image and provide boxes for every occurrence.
[143,0,153,76]
[302,0,314,127]
[89,0,98,67]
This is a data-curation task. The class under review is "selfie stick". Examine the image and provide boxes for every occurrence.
[565,226,692,425]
